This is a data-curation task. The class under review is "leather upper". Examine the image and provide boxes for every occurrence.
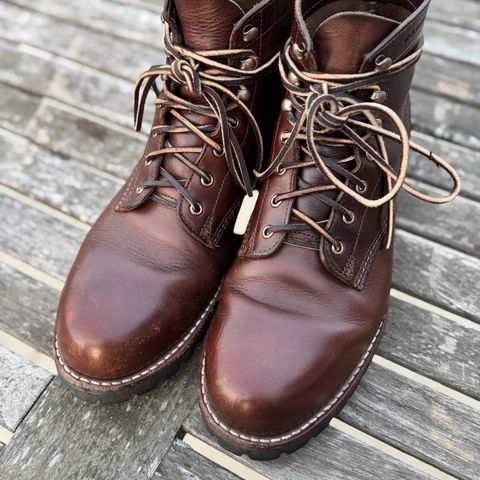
[200,0,443,441]
[55,0,294,381]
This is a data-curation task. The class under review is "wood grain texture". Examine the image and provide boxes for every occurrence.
[0,2,162,81]
[0,82,145,180]
[411,88,480,151]
[155,439,241,480]
[424,21,480,66]
[429,0,480,30]
[0,346,52,432]
[379,297,480,399]
[0,193,84,279]
[184,405,432,480]
[409,131,480,202]
[0,130,120,224]
[0,261,58,355]
[414,53,480,108]
[393,230,480,323]
[397,180,480,257]
[0,37,132,126]
[338,362,480,480]
[6,0,164,49]
[0,369,197,480]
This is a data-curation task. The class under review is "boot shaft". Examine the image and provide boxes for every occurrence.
[239,0,460,289]
[117,0,294,247]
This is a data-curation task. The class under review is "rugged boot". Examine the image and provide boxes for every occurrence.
[54,0,293,402]
[199,0,461,458]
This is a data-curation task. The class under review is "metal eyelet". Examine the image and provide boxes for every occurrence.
[262,225,274,239]
[240,56,258,71]
[332,242,344,255]
[136,186,145,194]
[189,203,203,216]
[287,72,300,86]
[213,147,224,157]
[200,173,214,187]
[270,195,282,208]
[371,90,387,103]
[291,42,306,60]
[342,211,355,224]
[228,116,240,128]
[356,181,367,193]
[145,158,153,166]
[375,54,392,72]
[242,24,259,42]
[280,130,290,144]
[276,165,286,176]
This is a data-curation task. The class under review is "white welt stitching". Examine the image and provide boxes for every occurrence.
[55,283,222,386]
[201,318,385,444]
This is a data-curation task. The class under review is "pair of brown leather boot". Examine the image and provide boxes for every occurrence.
[54,0,460,459]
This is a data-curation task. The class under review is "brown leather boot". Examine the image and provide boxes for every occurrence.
[54,0,293,402]
[198,0,461,458]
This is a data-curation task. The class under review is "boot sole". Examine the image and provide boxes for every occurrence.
[198,312,388,460]
[53,284,222,404]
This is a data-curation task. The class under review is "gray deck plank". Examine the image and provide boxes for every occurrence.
[424,21,480,66]
[339,362,480,480]
[5,0,164,49]
[416,53,479,108]
[155,438,241,480]
[0,37,132,126]
[0,2,162,80]
[184,405,433,480]
[0,346,52,432]
[380,298,480,400]
[411,88,480,151]
[409,131,480,202]
[0,262,58,355]
[0,193,84,279]
[393,230,480,323]
[0,83,144,179]
[0,369,197,480]
[0,130,120,224]
[429,0,480,30]
[397,180,480,257]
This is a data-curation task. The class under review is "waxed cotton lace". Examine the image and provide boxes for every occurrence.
[256,43,461,250]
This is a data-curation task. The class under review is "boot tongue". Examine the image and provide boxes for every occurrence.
[174,0,244,50]
[312,12,398,74]
[291,12,398,244]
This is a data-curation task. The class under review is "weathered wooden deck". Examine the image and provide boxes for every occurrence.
[0,0,479,479]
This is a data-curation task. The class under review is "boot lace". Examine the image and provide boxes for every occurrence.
[133,23,279,211]
[255,44,461,251]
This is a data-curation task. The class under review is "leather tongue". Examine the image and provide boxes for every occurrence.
[312,12,398,74]
[291,12,398,243]
[174,0,244,49]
